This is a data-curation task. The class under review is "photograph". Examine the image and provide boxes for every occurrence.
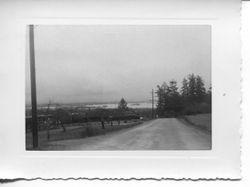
[25,25,212,151]
[0,0,243,181]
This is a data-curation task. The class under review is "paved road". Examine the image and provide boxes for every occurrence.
[44,118,211,150]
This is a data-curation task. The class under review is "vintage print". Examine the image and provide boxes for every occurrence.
[26,25,211,150]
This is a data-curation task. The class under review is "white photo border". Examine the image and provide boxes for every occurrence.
[0,0,241,179]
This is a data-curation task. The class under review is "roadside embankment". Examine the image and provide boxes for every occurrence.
[179,113,211,133]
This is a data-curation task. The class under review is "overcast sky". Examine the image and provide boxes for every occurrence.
[25,25,211,105]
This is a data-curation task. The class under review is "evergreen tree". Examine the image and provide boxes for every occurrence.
[181,78,189,97]
[156,82,168,116]
[161,82,169,111]
[195,75,206,102]
[207,86,212,96]
[206,85,212,104]
[168,80,178,96]
[156,85,165,116]
[165,80,182,114]
[118,98,128,111]
[187,74,196,103]
[155,74,210,116]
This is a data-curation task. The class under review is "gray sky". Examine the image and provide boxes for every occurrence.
[26,25,211,105]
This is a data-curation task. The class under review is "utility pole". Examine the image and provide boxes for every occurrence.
[152,89,154,119]
[29,25,38,149]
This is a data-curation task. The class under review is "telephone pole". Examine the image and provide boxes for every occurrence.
[152,89,154,119]
[29,25,38,149]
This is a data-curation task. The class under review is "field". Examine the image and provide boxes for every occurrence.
[26,104,212,150]
[26,120,143,150]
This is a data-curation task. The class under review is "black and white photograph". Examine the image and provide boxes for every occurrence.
[0,0,243,182]
[26,25,212,150]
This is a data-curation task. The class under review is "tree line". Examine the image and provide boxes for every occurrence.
[156,74,211,117]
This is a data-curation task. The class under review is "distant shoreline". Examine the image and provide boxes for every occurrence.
[25,100,150,107]
[26,101,156,110]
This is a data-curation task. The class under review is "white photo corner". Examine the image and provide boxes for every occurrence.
[0,0,241,180]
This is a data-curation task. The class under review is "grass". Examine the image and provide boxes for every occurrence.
[179,113,211,132]
[26,120,143,150]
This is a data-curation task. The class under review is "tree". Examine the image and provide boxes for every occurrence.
[118,98,128,111]
[155,74,209,116]
[156,85,164,116]
[195,75,206,102]
[156,82,168,116]
[165,80,182,115]
[181,78,189,97]
[156,80,182,117]
[168,80,178,96]
[53,108,71,124]
[187,74,196,102]
[206,85,212,104]
[207,86,212,98]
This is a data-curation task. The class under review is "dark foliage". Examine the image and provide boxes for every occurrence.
[156,74,211,117]
[118,97,129,111]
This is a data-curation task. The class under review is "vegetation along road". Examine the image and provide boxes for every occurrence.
[43,118,211,150]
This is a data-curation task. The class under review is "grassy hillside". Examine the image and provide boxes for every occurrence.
[180,113,211,132]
